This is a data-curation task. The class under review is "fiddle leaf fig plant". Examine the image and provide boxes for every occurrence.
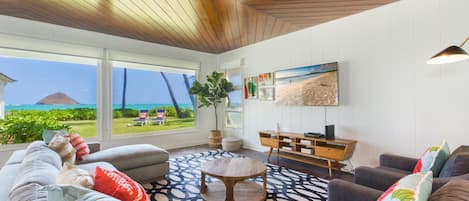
[189,71,234,130]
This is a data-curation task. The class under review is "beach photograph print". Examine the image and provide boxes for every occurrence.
[275,62,338,106]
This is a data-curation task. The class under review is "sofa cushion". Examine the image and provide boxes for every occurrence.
[65,133,90,160]
[48,134,76,164]
[57,163,94,189]
[94,166,148,201]
[428,179,469,201]
[9,141,62,201]
[413,141,450,176]
[377,172,433,201]
[80,144,169,171]
[439,145,469,177]
[42,129,67,145]
[42,184,119,201]
[0,163,21,201]
[5,150,25,165]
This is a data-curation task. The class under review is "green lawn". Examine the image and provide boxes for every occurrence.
[61,117,195,138]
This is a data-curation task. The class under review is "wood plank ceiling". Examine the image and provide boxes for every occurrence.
[0,0,396,54]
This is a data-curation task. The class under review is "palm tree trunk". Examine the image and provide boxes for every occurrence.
[183,74,195,110]
[160,72,182,118]
[121,68,127,113]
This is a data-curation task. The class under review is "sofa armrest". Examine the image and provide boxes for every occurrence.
[380,154,418,171]
[355,166,407,191]
[86,142,100,154]
[328,179,382,201]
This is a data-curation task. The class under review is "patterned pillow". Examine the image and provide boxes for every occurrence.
[57,162,94,189]
[377,172,432,201]
[65,133,90,160]
[413,141,450,176]
[94,166,148,201]
[43,129,67,145]
[48,134,76,164]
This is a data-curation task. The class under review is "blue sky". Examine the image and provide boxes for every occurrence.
[0,56,194,105]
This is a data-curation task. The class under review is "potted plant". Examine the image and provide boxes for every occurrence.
[189,71,234,147]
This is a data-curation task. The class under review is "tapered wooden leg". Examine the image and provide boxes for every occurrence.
[223,180,235,201]
[263,171,267,198]
[327,160,332,176]
[267,148,273,162]
[201,172,207,193]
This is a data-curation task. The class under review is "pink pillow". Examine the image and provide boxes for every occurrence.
[65,133,90,161]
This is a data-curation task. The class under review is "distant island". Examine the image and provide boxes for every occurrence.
[36,92,79,105]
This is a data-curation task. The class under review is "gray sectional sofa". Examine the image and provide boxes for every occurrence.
[328,145,469,201]
[0,141,170,200]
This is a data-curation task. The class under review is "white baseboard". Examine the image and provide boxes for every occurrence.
[242,144,269,152]
[163,140,207,150]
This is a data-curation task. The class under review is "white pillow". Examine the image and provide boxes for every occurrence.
[57,162,94,189]
[48,134,76,164]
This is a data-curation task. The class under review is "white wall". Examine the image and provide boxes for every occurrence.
[0,16,218,166]
[219,0,469,166]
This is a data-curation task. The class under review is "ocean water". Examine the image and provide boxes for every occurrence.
[5,103,194,111]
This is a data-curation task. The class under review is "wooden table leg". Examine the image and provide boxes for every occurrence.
[201,172,207,193]
[267,148,273,162]
[263,171,267,197]
[327,160,332,177]
[223,180,235,201]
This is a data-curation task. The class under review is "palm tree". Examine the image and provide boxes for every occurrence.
[183,74,195,110]
[160,72,182,118]
[121,68,127,113]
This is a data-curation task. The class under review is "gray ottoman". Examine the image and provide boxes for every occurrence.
[79,144,169,182]
[222,138,243,152]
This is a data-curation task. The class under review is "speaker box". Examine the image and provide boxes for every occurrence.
[325,124,335,140]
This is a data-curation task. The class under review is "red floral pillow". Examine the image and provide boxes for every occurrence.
[94,166,148,201]
[64,133,90,160]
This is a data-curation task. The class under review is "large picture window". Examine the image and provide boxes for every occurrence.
[112,63,196,136]
[0,54,98,144]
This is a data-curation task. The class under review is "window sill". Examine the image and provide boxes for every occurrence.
[110,127,200,140]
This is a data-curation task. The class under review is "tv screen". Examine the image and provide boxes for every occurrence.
[275,62,338,106]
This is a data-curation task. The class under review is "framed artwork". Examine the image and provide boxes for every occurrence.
[275,62,338,106]
[258,72,274,86]
[244,76,258,99]
[259,87,275,101]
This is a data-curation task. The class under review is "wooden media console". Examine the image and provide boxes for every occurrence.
[259,130,357,176]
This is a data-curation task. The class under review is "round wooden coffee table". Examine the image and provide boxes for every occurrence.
[200,158,267,201]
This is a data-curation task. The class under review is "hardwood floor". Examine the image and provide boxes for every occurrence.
[167,144,353,182]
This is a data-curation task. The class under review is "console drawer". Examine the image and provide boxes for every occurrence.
[315,146,345,160]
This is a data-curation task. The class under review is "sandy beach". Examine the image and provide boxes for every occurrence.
[276,71,338,106]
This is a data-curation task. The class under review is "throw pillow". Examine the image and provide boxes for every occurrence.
[94,166,148,201]
[48,134,76,164]
[42,184,119,201]
[57,162,94,189]
[65,133,90,160]
[428,179,469,201]
[377,171,432,201]
[43,129,67,145]
[413,140,450,176]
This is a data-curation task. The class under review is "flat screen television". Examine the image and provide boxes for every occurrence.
[275,62,338,106]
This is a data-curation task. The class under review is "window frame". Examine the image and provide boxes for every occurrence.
[0,46,201,146]
[224,67,243,129]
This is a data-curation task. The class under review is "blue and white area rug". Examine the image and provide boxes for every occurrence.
[143,150,328,201]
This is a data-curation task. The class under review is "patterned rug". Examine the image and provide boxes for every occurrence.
[143,150,328,201]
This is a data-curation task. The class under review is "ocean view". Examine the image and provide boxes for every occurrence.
[6,103,194,111]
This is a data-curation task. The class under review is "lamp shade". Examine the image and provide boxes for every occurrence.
[427,45,469,64]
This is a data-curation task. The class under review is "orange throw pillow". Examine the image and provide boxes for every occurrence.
[94,166,148,201]
[65,133,90,160]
